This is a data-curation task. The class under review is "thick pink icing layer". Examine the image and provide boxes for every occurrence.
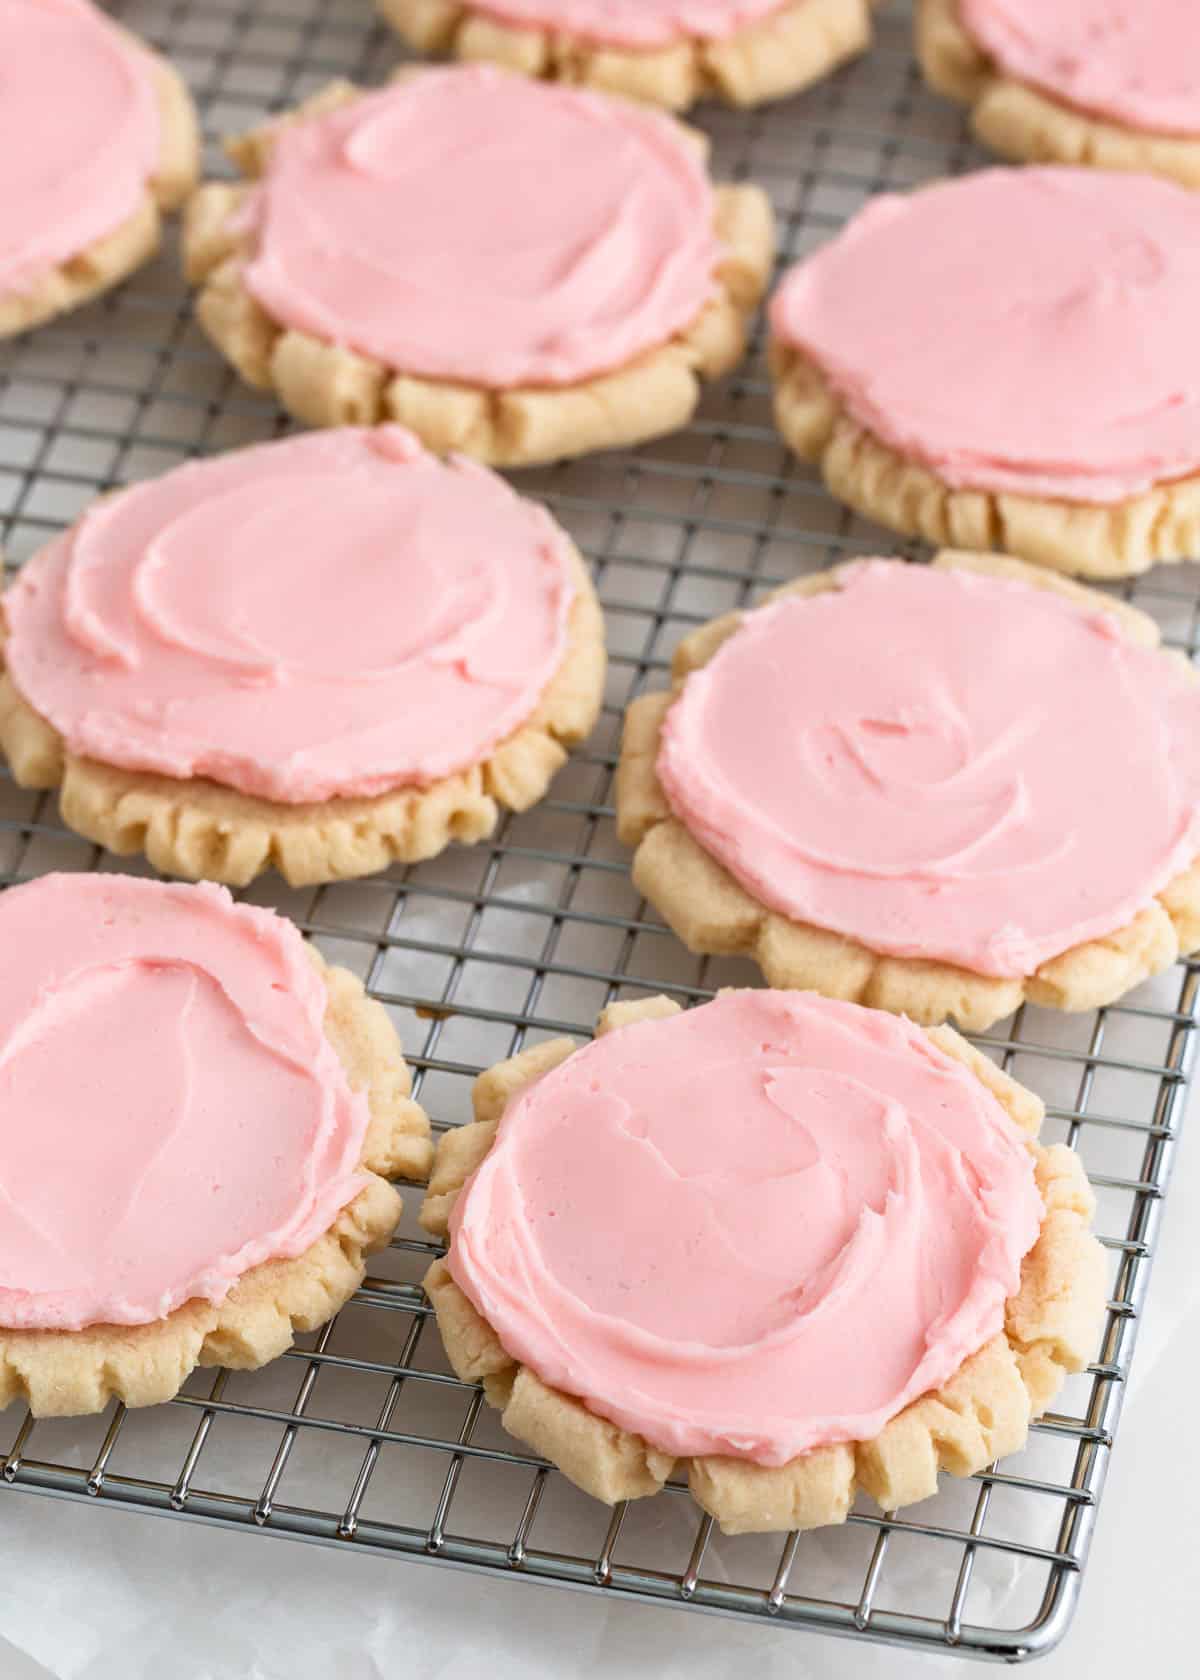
[963,0,1200,139]
[240,65,721,388]
[467,0,786,48]
[0,0,161,300]
[657,562,1200,978]
[449,990,1042,1465]
[3,427,575,804]
[0,874,371,1332]
[770,167,1200,503]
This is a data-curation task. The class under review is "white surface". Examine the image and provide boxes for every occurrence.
[0,1100,1194,1680]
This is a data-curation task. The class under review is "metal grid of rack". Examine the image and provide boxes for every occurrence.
[1,0,1197,1662]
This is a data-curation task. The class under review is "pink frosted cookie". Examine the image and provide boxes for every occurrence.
[0,426,606,886]
[770,167,1200,578]
[420,989,1106,1532]
[618,553,1200,1031]
[918,0,1200,188]
[377,0,877,111]
[183,66,774,465]
[0,0,198,336]
[0,872,432,1417]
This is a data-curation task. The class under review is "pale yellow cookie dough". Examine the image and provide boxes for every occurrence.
[771,345,1200,580]
[0,545,606,888]
[376,0,875,112]
[419,994,1108,1534]
[0,28,200,339]
[916,0,1200,190]
[615,551,1200,1032]
[0,951,433,1418]
[182,75,775,466]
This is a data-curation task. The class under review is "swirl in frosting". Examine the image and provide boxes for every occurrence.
[656,562,1200,978]
[962,0,1200,139]
[460,0,787,48]
[0,874,372,1332]
[449,990,1043,1465]
[3,426,576,804]
[770,167,1200,503]
[0,0,161,300]
[239,65,721,388]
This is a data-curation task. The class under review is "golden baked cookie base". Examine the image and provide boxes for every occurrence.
[771,345,1200,580]
[615,552,1200,1032]
[0,30,200,339]
[916,0,1200,190]
[0,548,605,888]
[182,75,775,466]
[0,951,433,1418]
[418,995,1108,1535]
[376,0,874,112]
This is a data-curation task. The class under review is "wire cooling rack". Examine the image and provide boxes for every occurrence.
[1,0,1198,1664]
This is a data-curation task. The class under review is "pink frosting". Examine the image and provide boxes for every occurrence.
[239,65,721,388]
[464,0,787,48]
[0,873,373,1332]
[448,990,1042,1466]
[657,561,1200,979]
[963,0,1200,139]
[3,427,576,804]
[770,167,1200,503]
[0,0,161,301]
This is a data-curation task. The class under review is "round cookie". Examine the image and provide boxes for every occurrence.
[769,167,1200,579]
[0,872,433,1417]
[182,66,775,465]
[0,426,606,887]
[0,0,199,337]
[917,0,1200,190]
[617,553,1200,1032]
[377,0,876,113]
[420,990,1107,1533]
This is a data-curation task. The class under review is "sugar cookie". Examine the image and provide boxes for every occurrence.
[617,553,1200,1031]
[0,427,605,886]
[917,0,1200,190]
[421,991,1106,1533]
[183,66,774,465]
[377,0,875,112]
[0,873,432,1417]
[770,167,1200,577]
[0,0,198,336]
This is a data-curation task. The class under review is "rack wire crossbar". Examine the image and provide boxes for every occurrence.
[1,0,1196,1663]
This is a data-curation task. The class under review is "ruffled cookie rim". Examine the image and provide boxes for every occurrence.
[0,22,200,339]
[0,544,606,888]
[181,73,776,467]
[0,949,433,1418]
[418,993,1108,1535]
[375,0,876,113]
[615,551,1200,1031]
[770,344,1200,581]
